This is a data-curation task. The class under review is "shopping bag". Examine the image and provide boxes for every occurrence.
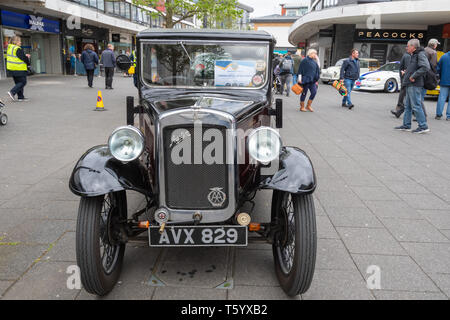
[291,83,303,95]
[128,65,135,75]
[332,80,348,97]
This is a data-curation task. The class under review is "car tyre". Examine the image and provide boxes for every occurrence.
[271,190,317,296]
[76,191,127,296]
[0,114,7,125]
[384,78,398,93]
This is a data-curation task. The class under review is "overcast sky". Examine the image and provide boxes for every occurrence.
[239,0,281,18]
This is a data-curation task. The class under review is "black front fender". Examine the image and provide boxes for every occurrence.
[69,145,152,197]
[259,146,316,194]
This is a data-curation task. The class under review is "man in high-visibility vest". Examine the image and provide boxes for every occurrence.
[130,49,137,88]
[6,36,31,102]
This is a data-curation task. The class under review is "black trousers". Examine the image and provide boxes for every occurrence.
[396,85,407,109]
[105,67,114,88]
[86,69,95,87]
[11,75,27,99]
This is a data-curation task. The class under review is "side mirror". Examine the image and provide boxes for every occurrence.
[270,99,283,128]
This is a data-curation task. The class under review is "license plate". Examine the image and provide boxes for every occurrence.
[356,81,361,86]
[148,225,248,247]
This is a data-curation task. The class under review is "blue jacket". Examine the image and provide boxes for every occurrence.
[81,49,99,70]
[340,57,360,80]
[100,49,116,68]
[437,51,450,87]
[298,56,320,84]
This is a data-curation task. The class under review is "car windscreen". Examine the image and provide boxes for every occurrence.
[141,41,270,89]
[378,63,399,72]
[335,59,346,67]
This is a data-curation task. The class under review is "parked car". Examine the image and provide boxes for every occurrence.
[320,58,379,84]
[69,29,317,297]
[354,61,401,93]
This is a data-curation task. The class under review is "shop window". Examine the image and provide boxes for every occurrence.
[113,1,120,16]
[124,3,131,19]
[106,1,114,14]
[80,0,89,6]
[132,6,137,21]
[97,0,105,11]
[143,12,149,25]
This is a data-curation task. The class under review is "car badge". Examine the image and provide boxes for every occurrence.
[169,129,191,148]
[207,187,226,207]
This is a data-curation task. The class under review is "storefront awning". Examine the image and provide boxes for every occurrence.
[289,0,450,45]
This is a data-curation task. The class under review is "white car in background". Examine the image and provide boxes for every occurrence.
[320,58,379,84]
[355,62,401,93]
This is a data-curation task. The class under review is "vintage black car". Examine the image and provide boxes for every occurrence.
[69,29,317,297]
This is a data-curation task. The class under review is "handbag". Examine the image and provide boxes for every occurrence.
[291,83,303,95]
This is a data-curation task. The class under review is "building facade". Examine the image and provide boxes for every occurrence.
[0,0,199,79]
[251,1,309,54]
[290,0,450,68]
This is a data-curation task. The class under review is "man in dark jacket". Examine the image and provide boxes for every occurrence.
[100,44,116,89]
[339,49,360,109]
[395,39,430,134]
[391,50,411,118]
[6,36,31,102]
[81,43,99,88]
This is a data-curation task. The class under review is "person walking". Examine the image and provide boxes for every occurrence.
[297,49,320,112]
[130,49,138,88]
[391,50,411,118]
[70,54,76,75]
[292,51,302,85]
[436,50,450,121]
[100,44,116,89]
[339,49,360,110]
[6,36,31,102]
[418,39,440,118]
[394,39,431,134]
[278,51,294,97]
[81,43,99,88]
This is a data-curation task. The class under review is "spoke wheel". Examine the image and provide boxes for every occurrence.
[76,191,127,296]
[272,190,317,296]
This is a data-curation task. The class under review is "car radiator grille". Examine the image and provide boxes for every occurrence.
[163,125,229,209]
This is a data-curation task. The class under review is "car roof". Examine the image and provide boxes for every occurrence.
[137,28,275,42]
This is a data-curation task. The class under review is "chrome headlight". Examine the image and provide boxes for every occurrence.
[248,127,282,163]
[108,126,144,162]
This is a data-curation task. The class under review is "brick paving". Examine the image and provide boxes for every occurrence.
[0,75,449,300]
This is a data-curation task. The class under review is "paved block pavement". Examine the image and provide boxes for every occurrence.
[0,75,449,300]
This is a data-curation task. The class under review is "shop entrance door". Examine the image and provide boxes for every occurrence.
[30,33,46,73]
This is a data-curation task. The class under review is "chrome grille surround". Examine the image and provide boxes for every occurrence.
[156,107,237,224]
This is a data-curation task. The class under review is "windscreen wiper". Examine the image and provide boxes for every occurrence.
[179,41,192,63]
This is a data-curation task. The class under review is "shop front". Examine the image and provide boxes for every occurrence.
[62,23,109,75]
[111,33,134,55]
[0,9,62,78]
[352,29,427,65]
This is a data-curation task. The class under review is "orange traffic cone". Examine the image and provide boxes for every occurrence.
[94,90,107,111]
